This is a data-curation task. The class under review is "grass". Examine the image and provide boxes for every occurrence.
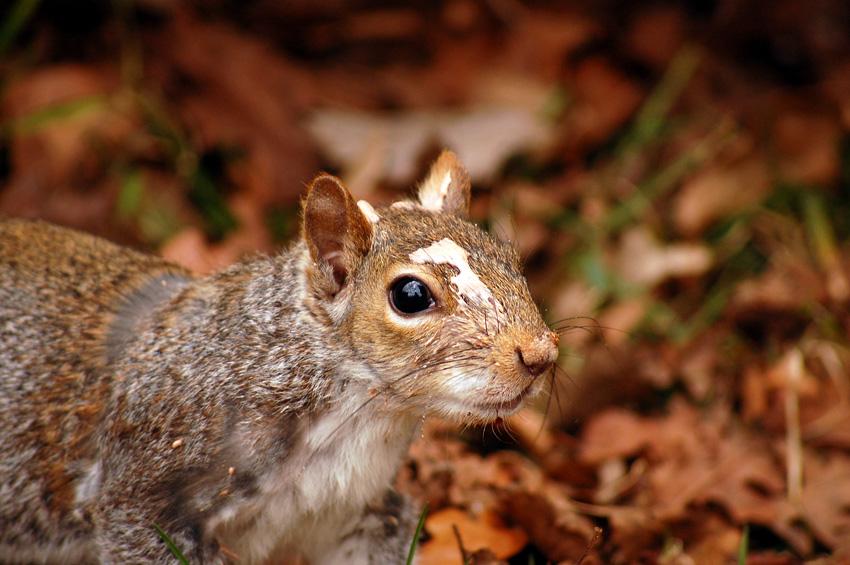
[407,503,429,565]
[1,0,239,246]
[738,524,749,565]
[547,44,743,344]
[153,524,191,565]
[150,502,428,564]
[0,0,41,61]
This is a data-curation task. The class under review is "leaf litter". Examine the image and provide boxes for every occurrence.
[3,1,850,562]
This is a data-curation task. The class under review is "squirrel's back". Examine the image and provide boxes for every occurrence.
[0,219,193,562]
[0,219,193,360]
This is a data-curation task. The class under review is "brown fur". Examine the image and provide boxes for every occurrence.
[0,151,558,564]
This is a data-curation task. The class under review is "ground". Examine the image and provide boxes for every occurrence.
[3,1,850,563]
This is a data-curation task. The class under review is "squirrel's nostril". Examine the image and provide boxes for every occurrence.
[516,333,558,378]
[517,350,549,377]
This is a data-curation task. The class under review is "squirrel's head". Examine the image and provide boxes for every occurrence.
[301,151,558,424]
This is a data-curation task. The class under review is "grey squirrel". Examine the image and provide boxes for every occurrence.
[0,150,559,564]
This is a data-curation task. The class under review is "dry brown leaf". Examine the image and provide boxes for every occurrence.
[696,428,786,525]
[505,10,598,80]
[157,17,318,204]
[600,505,664,558]
[681,510,742,564]
[800,450,850,551]
[562,56,645,151]
[624,6,687,70]
[614,227,713,287]
[0,64,133,227]
[554,343,667,426]
[502,491,594,562]
[742,364,771,424]
[307,106,554,190]
[578,400,818,553]
[418,507,528,564]
[673,153,771,236]
[578,406,667,465]
[730,260,823,341]
[593,300,648,346]
[676,334,721,401]
[158,192,272,273]
[159,227,224,274]
[773,111,841,187]
[447,449,548,512]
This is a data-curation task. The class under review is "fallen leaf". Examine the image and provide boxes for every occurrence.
[773,110,841,187]
[562,56,645,151]
[155,17,319,205]
[800,450,850,552]
[624,6,688,71]
[503,490,596,562]
[614,227,713,287]
[673,152,771,236]
[418,507,528,564]
[307,106,554,190]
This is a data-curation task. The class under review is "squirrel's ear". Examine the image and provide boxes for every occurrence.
[416,150,471,217]
[303,174,373,293]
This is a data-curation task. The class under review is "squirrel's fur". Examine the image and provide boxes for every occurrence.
[0,151,558,564]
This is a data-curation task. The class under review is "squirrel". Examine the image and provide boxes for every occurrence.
[0,150,559,564]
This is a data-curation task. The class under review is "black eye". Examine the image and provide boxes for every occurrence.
[390,277,434,315]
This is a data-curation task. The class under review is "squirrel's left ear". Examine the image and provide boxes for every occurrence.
[303,174,373,294]
[416,150,471,217]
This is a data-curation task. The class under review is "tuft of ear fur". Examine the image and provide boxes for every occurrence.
[303,174,373,295]
[417,150,471,217]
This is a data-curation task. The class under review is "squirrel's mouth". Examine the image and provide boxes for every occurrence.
[472,383,536,418]
[430,382,539,424]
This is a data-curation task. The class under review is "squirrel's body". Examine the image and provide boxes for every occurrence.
[0,152,558,564]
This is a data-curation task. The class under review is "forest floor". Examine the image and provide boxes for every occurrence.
[3,1,850,563]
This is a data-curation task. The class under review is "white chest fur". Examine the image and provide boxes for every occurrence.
[297,396,418,512]
[211,393,419,564]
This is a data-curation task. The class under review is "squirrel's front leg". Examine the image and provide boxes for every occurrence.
[311,490,419,565]
[90,471,224,565]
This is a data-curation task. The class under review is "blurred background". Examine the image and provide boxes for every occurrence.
[2,1,850,562]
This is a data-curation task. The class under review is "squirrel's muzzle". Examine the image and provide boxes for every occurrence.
[515,331,559,380]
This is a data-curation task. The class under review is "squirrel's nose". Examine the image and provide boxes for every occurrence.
[516,332,559,379]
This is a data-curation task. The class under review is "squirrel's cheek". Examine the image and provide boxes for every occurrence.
[419,328,557,422]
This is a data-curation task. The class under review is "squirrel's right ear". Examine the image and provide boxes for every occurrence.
[416,150,471,217]
[303,174,374,295]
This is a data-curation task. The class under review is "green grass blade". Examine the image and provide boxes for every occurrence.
[630,44,702,146]
[188,167,238,240]
[406,503,428,565]
[116,168,145,221]
[802,191,839,269]
[0,0,42,60]
[153,524,191,565]
[4,95,107,136]
[738,523,749,565]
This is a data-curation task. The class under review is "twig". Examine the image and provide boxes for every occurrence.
[785,348,804,503]
[452,523,470,564]
[575,527,603,565]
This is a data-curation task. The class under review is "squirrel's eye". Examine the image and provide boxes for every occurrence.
[390,277,434,315]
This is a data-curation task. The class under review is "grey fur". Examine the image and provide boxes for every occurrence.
[0,151,558,564]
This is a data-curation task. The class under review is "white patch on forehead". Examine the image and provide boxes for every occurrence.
[409,238,494,303]
[357,200,381,224]
[418,170,451,211]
